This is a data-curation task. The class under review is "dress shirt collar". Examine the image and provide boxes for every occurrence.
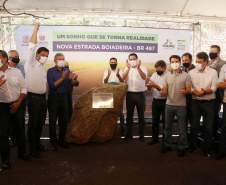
[53,65,66,71]
[36,60,45,67]
[210,57,219,66]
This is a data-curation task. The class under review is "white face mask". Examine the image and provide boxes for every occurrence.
[129,60,138,67]
[195,63,203,71]
[57,60,65,68]
[171,63,180,70]
[39,56,48,64]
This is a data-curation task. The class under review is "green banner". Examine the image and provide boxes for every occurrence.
[53,31,158,43]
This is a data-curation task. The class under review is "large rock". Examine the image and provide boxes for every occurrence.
[65,83,128,144]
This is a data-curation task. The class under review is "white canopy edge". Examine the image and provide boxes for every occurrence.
[0,9,226,23]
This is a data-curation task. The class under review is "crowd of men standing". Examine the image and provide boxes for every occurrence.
[103,46,226,160]
[1,23,226,170]
[0,23,79,169]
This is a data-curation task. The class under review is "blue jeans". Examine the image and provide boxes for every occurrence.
[164,105,187,150]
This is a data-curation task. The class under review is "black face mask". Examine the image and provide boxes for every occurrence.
[110,64,117,70]
[209,53,218,60]
[11,57,20,64]
[183,63,190,68]
[157,71,163,76]
[64,66,69,69]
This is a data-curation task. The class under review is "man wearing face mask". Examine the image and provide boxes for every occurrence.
[47,53,78,151]
[182,53,195,132]
[160,55,191,157]
[24,23,49,158]
[0,50,31,170]
[103,57,125,136]
[122,53,148,142]
[8,50,25,78]
[188,52,218,159]
[8,50,26,147]
[209,45,226,142]
[146,60,169,145]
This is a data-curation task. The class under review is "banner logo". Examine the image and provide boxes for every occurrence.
[162,39,175,49]
[177,40,186,50]
[39,35,45,41]
[22,35,30,43]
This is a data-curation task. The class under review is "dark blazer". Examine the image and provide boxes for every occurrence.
[210,57,226,100]
[210,57,226,76]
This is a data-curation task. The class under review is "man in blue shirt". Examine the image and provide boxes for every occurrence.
[47,53,78,151]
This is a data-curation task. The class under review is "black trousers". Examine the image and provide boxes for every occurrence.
[67,93,73,123]
[212,89,223,139]
[48,94,68,145]
[219,103,226,152]
[152,98,166,142]
[10,97,26,141]
[126,92,146,137]
[27,93,47,153]
[0,102,26,161]
[190,99,214,151]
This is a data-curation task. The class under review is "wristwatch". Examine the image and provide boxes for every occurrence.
[116,74,120,77]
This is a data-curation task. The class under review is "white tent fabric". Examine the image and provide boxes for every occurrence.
[1,0,226,19]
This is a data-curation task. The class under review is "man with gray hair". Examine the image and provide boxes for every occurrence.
[47,53,78,151]
[8,50,26,147]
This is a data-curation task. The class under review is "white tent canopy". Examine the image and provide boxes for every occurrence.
[1,0,226,22]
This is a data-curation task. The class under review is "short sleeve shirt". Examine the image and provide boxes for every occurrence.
[164,70,191,106]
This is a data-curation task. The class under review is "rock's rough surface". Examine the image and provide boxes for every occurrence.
[65,83,128,144]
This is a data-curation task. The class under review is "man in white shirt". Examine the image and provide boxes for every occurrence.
[209,45,226,141]
[146,60,169,145]
[122,53,148,142]
[8,50,26,147]
[188,52,218,159]
[24,23,49,158]
[103,57,125,136]
[0,50,31,170]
